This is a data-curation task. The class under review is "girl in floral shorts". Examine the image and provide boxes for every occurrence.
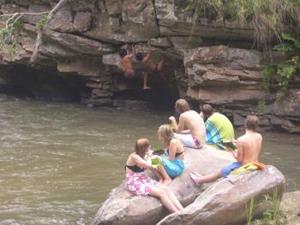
[125,138,183,213]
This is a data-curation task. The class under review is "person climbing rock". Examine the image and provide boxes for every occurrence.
[119,46,150,89]
[135,41,165,80]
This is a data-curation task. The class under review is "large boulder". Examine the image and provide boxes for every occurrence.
[91,147,285,225]
[157,166,285,225]
[91,147,235,225]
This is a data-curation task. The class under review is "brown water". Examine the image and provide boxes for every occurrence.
[0,95,299,225]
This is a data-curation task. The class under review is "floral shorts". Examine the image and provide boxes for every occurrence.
[126,172,158,196]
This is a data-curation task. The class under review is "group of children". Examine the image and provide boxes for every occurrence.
[124,99,263,213]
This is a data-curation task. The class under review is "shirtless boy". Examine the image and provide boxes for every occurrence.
[119,48,150,89]
[190,115,262,184]
[169,99,206,149]
[135,41,165,75]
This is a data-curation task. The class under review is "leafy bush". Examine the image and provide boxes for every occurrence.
[263,33,300,94]
[0,15,23,53]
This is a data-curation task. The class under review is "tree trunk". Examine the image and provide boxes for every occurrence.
[30,0,69,65]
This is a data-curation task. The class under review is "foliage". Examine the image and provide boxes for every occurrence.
[263,189,281,221]
[0,14,23,53]
[256,100,266,113]
[186,0,300,49]
[246,197,255,225]
[186,0,300,95]
[245,189,288,225]
[262,32,300,94]
[36,15,48,30]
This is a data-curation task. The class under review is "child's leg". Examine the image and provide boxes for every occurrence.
[163,186,184,210]
[149,186,179,213]
[156,58,165,71]
[157,166,172,185]
[152,169,164,183]
[190,171,221,185]
[142,72,151,89]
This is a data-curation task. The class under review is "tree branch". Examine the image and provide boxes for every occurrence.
[0,12,49,18]
[30,0,69,65]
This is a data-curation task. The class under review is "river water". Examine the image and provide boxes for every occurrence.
[0,95,299,225]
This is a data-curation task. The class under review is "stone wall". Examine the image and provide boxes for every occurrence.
[0,0,299,132]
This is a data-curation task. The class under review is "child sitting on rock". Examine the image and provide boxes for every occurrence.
[125,138,183,213]
[158,124,185,178]
[190,115,262,184]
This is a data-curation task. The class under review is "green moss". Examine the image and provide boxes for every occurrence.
[36,15,48,30]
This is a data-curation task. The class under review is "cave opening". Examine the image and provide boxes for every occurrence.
[112,84,179,110]
[0,64,90,102]
[111,68,181,111]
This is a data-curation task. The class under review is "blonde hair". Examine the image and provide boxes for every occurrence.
[135,138,150,158]
[158,124,174,145]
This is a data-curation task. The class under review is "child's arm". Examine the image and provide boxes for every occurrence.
[199,111,204,120]
[168,140,177,161]
[131,44,136,55]
[125,53,134,60]
[128,44,136,55]
[169,116,188,134]
[233,139,244,162]
[177,115,185,132]
[169,116,178,131]
[132,154,154,169]
[143,43,152,63]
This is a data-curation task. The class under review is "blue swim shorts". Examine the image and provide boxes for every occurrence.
[220,162,242,177]
[162,158,185,178]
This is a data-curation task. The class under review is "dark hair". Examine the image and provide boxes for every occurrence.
[245,115,259,131]
[119,48,127,58]
[135,138,150,158]
[135,52,144,61]
[202,104,214,117]
[175,99,190,114]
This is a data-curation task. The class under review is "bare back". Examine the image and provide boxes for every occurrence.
[179,110,206,144]
[120,55,134,76]
[168,138,184,160]
[237,130,262,164]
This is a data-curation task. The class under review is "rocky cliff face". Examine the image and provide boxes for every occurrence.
[0,0,299,132]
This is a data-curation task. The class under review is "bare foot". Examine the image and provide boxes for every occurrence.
[158,179,163,184]
[162,178,172,186]
[190,172,202,186]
